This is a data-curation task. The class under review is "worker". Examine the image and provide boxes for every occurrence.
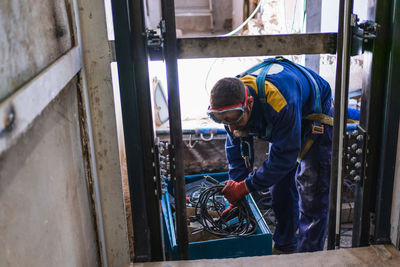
[207,57,334,253]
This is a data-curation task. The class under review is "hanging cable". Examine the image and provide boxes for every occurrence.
[220,0,265,37]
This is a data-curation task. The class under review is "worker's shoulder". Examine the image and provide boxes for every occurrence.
[240,75,287,113]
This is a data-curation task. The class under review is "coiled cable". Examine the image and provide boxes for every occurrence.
[192,183,257,237]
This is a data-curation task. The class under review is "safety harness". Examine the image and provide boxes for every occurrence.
[236,56,335,166]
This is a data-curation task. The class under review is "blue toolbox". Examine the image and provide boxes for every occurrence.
[161,172,272,260]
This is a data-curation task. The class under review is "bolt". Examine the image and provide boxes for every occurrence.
[352,130,358,136]
[354,175,361,181]
[355,162,361,168]
[351,157,357,163]
[357,135,364,141]
[356,148,363,155]
[351,144,358,150]
[350,170,357,176]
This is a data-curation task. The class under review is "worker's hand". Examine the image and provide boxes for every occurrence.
[220,203,235,217]
[221,180,249,204]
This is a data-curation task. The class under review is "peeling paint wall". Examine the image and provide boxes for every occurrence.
[0,0,101,265]
[0,0,73,101]
[0,81,98,266]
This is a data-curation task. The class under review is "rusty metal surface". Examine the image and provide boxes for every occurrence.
[77,0,131,265]
[0,0,73,102]
[0,82,98,266]
[0,47,81,156]
[177,33,337,59]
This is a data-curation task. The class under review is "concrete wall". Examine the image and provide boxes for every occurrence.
[0,81,98,266]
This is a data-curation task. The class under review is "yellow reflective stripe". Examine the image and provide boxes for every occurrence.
[240,75,287,113]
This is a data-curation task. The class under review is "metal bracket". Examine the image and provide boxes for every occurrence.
[343,126,367,186]
[155,139,171,196]
[146,20,166,60]
[351,14,379,55]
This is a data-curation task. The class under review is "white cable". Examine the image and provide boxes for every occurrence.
[220,0,265,37]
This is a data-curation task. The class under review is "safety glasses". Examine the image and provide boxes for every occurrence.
[207,89,248,125]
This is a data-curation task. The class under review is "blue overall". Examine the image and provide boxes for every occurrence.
[225,60,333,252]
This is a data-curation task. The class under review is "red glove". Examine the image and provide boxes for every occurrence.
[220,203,235,217]
[221,180,249,204]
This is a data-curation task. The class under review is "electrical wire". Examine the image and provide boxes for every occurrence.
[192,184,258,237]
[220,0,265,37]
[204,0,265,96]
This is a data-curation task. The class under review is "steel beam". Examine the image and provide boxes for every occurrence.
[162,0,189,260]
[373,0,399,244]
[176,33,337,59]
[353,0,393,247]
[111,0,151,262]
[129,0,164,261]
[328,0,353,250]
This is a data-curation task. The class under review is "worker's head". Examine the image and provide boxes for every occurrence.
[208,77,254,132]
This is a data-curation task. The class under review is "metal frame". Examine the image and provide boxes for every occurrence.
[161,0,189,260]
[176,33,337,59]
[327,0,353,250]
[352,0,394,247]
[111,0,155,262]
[373,0,399,244]
[129,0,164,261]
[109,0,400,260]
[388,0,400,249]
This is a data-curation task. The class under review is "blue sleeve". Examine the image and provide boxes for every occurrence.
[245,104,301,192]
[348,108,360,120]
[225,126,253,182]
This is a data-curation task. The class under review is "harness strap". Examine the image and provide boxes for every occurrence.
[297,138,315,163]
[304,113,360,126]
[297,114,360,163]
[238,57,329,163]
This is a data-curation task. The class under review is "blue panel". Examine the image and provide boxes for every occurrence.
[162,172,273,260]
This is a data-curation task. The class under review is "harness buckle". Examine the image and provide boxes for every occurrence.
[312,123,324,134]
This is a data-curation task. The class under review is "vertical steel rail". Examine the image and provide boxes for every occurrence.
[111,0,151,262]
[327,0,353,250]
[369,0,397,244]
[353,0,392,247]
[129,0,165,261]
[161,0,189,260]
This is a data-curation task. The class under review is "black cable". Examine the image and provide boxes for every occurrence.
[192,184,257,237]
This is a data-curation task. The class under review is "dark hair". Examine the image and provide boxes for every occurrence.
[210,77,246,108]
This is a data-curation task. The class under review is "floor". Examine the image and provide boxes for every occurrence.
[130,245,400,267]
